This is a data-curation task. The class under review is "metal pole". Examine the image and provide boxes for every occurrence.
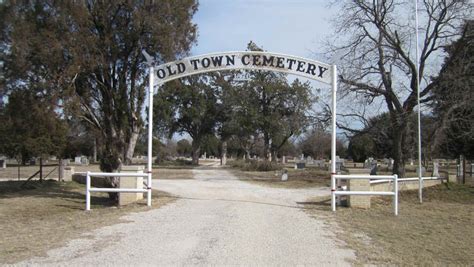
[86,171,91,211]
[39,157,43,182]
[331,175,336,212]
[331,64,337,212]
[414,0,423,203]
[394,174,398,216]
[147,66,154,207]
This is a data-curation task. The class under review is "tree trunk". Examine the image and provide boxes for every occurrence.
[271,150,277,163]
[220,141,227,166]
[391,114,408,177]
[125,130,139,165]
[191,139,200,165]
[100,126,122,201]
[244,143,251,160]
[263,132,270,161]
[93,138,97,163]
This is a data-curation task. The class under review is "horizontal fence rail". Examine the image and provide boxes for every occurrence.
[85,171,151,211]
[331,174,398,215]
[369,176,441,185]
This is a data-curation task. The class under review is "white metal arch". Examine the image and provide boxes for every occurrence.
[145,51,337,207]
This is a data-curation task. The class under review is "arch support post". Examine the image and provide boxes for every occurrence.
[147,66,154,206]
[331,64,337,212]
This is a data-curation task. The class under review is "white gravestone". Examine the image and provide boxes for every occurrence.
[281,169,288,181]
[417,166,426,176]
[388,158,394,169]
[432,162,439,177]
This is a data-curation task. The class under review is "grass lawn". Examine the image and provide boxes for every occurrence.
[0,180,175,264]
[303,183,474,265]
[233,168,331,188]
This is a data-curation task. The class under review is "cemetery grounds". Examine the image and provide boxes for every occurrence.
[0,161,473,265]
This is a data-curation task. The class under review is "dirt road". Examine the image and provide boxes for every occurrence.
[19,167,355,266]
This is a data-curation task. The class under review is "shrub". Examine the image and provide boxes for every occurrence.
[229,159,282,172]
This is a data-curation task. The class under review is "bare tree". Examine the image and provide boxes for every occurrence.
[327,0,470,176]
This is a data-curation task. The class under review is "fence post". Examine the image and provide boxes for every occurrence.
[86,171,91,211]
[394,174,398,216]
[331,174,336,212]
[147,173,152,207]
[39,157,43,182]
[58,158,63,181]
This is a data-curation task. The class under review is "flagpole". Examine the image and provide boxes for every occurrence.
[414,0,423,203]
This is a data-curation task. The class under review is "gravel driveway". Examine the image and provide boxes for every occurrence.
[19,167,355,266]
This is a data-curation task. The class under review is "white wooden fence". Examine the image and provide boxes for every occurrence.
[85,171,151,211]
[331,174,399,215]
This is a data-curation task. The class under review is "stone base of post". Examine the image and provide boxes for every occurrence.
[347,168,371,209]
[63,166,75,182]
[119,165,144,206]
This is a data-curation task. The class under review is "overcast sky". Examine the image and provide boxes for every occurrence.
[191,0,337,61]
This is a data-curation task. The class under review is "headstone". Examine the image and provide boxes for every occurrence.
[370,160,377,175]
[388,158,394,169]
[74,156,82,165]
[80,156,89,165]
[327,157,344,171]
[432,161,439,177]
[336,161,343,171]
[281,169,288,181]
[336,156,345,170]
[0,158,6,169]
[295,162,305,169]
[416,166,426,176]
[282,156,286,164]
[314,160,323,168]
[364,157,374,169]
[300,154,304,161]
[410,159,414,166]
[29,159,36,165]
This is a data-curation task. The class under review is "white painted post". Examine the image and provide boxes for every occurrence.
[394,174,398,216]
[86,171,91,211]
[331,174,336,212]
[147,66,154,207]
[331,64,337,212]
[414,0,423,204]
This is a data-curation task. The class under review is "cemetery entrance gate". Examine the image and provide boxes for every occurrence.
[144,51,338,206]
[83,51,338,210]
